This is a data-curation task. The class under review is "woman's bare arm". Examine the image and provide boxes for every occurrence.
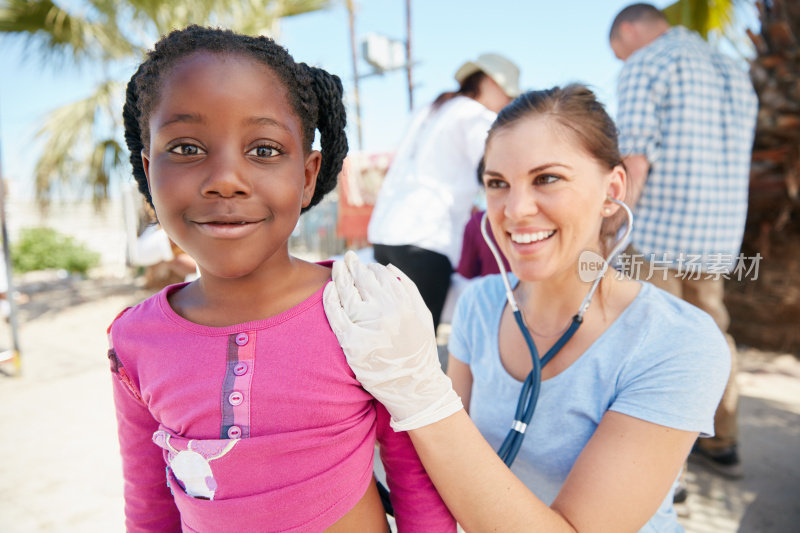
[409,410,696,532]
[409,410,573,532]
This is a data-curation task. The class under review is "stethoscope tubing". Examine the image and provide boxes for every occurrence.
[479,198,633,467]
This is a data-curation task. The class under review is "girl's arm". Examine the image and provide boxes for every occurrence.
[109,348,180,532]
[409,409,696,533]
[374,403,457,532]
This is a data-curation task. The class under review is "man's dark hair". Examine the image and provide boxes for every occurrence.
[609,3,667,40]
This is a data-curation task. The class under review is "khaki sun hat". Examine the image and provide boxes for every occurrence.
[454,53,520,98]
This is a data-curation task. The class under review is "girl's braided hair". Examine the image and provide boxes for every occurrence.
[122,25,348,212]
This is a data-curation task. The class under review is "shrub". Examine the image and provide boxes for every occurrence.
[11,227,100,275]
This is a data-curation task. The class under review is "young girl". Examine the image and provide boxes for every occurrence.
[109,26,454,533]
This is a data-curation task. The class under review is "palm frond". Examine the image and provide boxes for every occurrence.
[4,0,331,205]
[272,0,331,19]
[124,0,332,37]
[33,79,124,204]
[0,0,135,64]
[88,138,124,207]
[663,0,740,40]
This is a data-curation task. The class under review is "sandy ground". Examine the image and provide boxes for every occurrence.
[0,273,798,532]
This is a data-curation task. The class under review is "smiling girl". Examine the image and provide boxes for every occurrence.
[108,26,454,533]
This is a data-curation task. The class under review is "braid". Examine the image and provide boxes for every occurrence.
[122,25,349,211]
[122,64,152,206]
[302,65,348,211]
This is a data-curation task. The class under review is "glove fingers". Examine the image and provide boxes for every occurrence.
[366,262,406,302]
[322,281,350,336]
[344,251,383,301]
[333,254,366,313]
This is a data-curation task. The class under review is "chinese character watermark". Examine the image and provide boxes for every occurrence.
[579,252,763,282]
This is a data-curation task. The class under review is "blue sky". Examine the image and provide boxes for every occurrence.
[0,0,756,198]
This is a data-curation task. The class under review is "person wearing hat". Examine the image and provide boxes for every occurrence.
[368,53,520,330]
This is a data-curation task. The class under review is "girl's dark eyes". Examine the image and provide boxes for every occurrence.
[247,145,281,158]
[168,144,204,156]
[166,144,281,158]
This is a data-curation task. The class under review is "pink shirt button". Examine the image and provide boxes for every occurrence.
[228,391,244,406]
[227,425,242,439]
[233,362,248,376]
[235,333,249,346]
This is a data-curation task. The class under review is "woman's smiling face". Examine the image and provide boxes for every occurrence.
[142,51,320,281]
[482,116,624,284]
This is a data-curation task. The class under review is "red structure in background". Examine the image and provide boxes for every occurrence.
[336,152,393,249]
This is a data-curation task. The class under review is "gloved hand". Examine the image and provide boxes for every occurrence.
[323,251,463,431]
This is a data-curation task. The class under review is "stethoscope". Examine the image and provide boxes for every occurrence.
[479,197,634,467]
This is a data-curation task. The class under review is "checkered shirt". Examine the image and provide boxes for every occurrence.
[616,27,757,272]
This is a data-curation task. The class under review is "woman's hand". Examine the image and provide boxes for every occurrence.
[323,251,462,430]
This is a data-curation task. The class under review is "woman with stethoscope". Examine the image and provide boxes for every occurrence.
[324,85,731,532]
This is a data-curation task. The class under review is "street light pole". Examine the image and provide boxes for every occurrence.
[0,104,22,377]
[346,0,364,152]
[405,0,414,111]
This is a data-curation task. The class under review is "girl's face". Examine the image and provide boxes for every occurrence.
[142,51,320,281]
[483,116,624,284]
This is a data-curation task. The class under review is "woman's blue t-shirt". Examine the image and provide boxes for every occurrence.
[448,276,730,532]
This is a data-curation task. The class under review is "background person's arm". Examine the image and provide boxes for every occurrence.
[622,154,650,207]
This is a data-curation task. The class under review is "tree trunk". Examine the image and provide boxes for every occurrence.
[726,0,800,353]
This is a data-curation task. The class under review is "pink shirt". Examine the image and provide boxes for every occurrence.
[108,279,454,532]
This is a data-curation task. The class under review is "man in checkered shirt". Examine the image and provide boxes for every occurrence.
[610,3,757,480]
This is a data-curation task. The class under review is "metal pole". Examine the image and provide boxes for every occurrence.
[405,0,414,111]
[346,0,364,152]
[0,104,23,377]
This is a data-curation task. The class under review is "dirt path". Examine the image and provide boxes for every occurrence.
[0,275,797,532]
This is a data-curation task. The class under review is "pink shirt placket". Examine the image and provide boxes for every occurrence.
[221,331,255,439]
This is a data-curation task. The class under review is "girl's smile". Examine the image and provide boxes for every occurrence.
[192,216,267,239]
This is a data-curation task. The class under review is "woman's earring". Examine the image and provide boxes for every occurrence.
[603,195,615,215]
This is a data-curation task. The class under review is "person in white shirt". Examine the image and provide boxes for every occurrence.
[367,53,520,329]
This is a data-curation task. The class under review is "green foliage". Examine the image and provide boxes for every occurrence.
[11,227,100,275]
[662,0,741,40]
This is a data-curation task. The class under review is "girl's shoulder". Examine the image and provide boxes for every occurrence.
[109,284,183,334]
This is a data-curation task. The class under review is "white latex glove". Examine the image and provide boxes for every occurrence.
[323,251,463,431]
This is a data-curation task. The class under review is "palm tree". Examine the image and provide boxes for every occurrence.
[0,0,330,205]
[727,0,800,352]
[663,0,740,38]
